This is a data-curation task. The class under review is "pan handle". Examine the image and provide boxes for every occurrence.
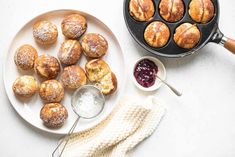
[222,37,235,54]
[211,27,235,54]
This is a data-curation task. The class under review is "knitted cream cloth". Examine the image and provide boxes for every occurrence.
[60,96,166,157]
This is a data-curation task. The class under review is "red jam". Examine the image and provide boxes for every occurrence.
[134,59,158,88]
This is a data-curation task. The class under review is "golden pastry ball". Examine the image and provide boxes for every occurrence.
[159,0,185,22]
[14,44,38,70]
[39,80,64,103]
[81,33,108,58]
[174,23,201,49]
[33,21,58,45]
[189,0,215,23]
[60,65,86,89]
[58,40,82,65]
[12,75,38,98]
[40,103,68,128]
[61,14,87,39]
[144,21,170,48]
[85,59,111,82]
[129,0,155,21]
[34,54,61,79]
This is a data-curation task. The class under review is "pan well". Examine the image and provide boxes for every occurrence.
[124,0,219,57]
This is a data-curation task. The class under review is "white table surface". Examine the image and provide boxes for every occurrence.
[1,0,235,156]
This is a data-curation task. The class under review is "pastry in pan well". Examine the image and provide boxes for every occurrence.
[58,40,82,65]
[34,54,61,79]
[39,80,64,103]
[60,65,87,89]
[129,0,155,21]
[144,21,170,48]
[159,0,185,22]
[174,23,201,49]
[81,33,108,58]
[61,14,87,39]
[189,0,215,23]
[12,75,38,98]
[14,44,38,71]
[40,103,68,128]
[33,21,58,45]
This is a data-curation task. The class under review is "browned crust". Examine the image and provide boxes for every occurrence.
[40,103,68,128]
[129,0,155,21]
[174,23,201,49]
[34,55,61,79]
[159,0,184,22]
[81,33,108,58]
[58,40,82,65]
[60,65,87,89]
[189,0,215,23]
[33,21,58,45]
[14,44,38,71]
[61,14,87,39]
[144,21,170,48]
[39,80,64,103]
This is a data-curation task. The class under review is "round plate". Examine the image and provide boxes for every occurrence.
[3,9,126,135]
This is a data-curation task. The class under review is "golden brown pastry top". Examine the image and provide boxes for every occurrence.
[14,44,38,71]
[34,54,61,79]
[58,40,82,65]
[85,59,111,82]
[12,75,38,98]
[174,23,201,49]
[40,103,68,128]
[159,0,185,22]
[60,65,87,89]
[33,21,58,45]
[129,0,155,21]
[189,0,215,23]
[61,14,87,39]
[144,21,170,48]
[39,79,64,103]
[81,33,108,58]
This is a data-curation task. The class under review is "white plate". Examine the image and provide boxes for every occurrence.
[3,10,126,135]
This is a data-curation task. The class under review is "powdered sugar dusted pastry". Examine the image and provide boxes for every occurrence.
[33,21,58,45]
[58,40,82,65]
[81,33,108,58]
[34,55,61,79]
[60,65,86,89]
[61,14,87,39]
[12,75,38,98]
[39,80,64,103]
[14,44,38,70]
[40,103,68,128]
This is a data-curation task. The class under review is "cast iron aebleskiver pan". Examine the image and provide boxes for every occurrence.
[124,0,235,58]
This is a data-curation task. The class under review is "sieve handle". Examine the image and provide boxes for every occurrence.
[52,117,80,157]
[222,37,235,54]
